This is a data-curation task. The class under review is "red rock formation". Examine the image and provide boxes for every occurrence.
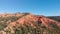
[7,14,60,28]
[19,15,60,28]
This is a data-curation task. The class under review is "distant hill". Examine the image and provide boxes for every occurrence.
[47,16,60,22]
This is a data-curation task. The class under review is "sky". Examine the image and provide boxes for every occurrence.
[0,0,60,16]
